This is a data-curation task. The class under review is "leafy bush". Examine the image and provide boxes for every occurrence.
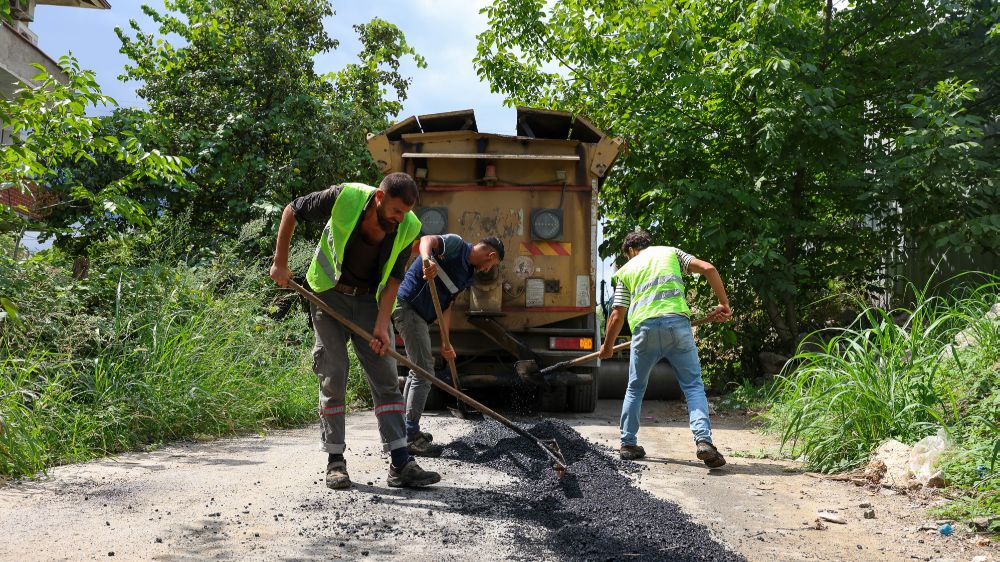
[0,224,362,478]
[766,275,999,517]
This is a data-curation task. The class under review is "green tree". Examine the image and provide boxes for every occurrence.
[476,0,1000,364]
[0,56,190,241]
[116,0,425,237]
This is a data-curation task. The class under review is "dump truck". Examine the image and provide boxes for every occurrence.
[368,108,678,413]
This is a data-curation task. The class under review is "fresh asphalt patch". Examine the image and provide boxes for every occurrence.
[439,418,747,562]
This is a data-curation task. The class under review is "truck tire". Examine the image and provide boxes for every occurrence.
[537,385,568,413]
[568,368,598,413]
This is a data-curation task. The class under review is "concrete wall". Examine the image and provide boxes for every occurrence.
[0,21,68,98]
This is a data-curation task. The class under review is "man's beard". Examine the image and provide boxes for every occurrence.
[376,203,399,232]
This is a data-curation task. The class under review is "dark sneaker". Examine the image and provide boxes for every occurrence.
[387,460,441,488]
[418,430,433,442]
[325,460,351,489]
[696,441,727,468]
[408,434,444,458]
[620,444,646,460]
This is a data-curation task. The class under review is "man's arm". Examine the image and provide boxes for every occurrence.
[269,204,297,287]
[688,258,732,322]
[599,306,627,359]
[419,235,443,280]
[371,276,401,356]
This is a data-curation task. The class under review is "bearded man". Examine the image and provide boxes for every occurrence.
[270,173,442,489]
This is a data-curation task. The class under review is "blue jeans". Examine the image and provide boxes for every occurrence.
[620,315,712,446]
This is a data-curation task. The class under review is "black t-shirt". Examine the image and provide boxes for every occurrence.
[290,185,411,288]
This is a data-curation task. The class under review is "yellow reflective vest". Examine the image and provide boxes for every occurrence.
[612,246,690,331]
[305,182,421,300]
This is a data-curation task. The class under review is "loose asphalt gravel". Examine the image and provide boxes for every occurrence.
[440,418,747,562]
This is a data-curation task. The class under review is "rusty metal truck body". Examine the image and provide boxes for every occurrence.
[368,108,676,412]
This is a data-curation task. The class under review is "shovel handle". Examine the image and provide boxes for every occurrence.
[541,340,630,374]
[286,279,567,472]
[425,259,460,390]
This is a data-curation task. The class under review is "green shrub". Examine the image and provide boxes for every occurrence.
[766,275,999,518]
[0,227,371,477]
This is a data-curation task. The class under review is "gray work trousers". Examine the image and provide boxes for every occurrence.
[310,289,407,454]
[391,300,435,427]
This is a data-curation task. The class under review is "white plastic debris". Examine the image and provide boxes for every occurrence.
[909,429,950,486]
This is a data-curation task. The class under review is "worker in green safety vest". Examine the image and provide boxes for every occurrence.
[270,172,442,489]
[599,228,732,468]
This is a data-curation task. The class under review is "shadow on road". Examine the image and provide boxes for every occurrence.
[640,455,798,477]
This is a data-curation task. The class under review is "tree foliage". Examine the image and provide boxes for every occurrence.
[477,0,1000,362]
[0,56,189,235]
[116,0,425,237]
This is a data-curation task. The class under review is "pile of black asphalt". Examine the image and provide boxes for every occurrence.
[439,418,747,562]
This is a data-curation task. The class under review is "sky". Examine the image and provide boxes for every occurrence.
[30,0,516,133]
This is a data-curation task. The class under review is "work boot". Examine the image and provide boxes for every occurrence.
[696,441,727,468]
[619,444,646,460]
[387,460,441,488]
[407,433,444,458]
[325,460,351,489]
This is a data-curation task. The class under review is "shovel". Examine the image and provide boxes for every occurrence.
[286,279,568,477]
[426,264,482,421]
[516,341,631,384]
[517,314,717,385]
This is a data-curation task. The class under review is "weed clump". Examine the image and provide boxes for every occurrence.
[0,226,358,478]
[765,275,999,520]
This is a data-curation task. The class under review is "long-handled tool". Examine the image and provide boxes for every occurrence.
[287,279,567,477]
[516,341,631,383]
[427,267,482,421]
[516,314,718,385]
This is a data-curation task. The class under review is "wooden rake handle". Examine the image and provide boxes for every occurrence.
[425,259,461,390]
[285,279,568,473]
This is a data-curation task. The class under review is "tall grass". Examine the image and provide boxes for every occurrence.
[766,276,998,518]
[0,253,321,477]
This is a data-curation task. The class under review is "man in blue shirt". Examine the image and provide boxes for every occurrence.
[392,234,505,456]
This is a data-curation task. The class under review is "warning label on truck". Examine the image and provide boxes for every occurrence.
[525,278,545,307]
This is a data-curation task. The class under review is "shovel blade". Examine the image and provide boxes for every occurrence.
[515,359,538,377]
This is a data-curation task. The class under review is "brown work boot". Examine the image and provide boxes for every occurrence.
[387,460,441,488]
[696,441,727,468]
[407,433,444,458]
[619,444,646,460]
[325,460,351,489]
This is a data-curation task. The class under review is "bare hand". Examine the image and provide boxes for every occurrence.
[598,342,616,360]
[708,303,732,323]
[442,344,456,361]
[422,257,438,281]
[371,325,391,356]
[270,264,291,287]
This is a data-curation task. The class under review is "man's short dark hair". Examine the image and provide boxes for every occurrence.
[379,172,419,206]
[479,236,505,261]
[621,229,653,255]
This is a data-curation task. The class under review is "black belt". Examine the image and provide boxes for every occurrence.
[331,282,376,296]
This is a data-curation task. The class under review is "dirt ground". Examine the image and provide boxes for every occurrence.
[0,400,995,561]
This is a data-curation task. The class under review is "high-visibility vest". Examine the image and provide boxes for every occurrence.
[305,182,421,300]
[612,246,690,331]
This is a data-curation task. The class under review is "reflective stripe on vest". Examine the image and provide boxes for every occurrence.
[305,182,421,300]
[611,246,690,331]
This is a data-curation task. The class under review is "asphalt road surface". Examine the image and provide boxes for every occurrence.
[0,401,994,561]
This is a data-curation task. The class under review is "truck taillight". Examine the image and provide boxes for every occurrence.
[549,337,594,351]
